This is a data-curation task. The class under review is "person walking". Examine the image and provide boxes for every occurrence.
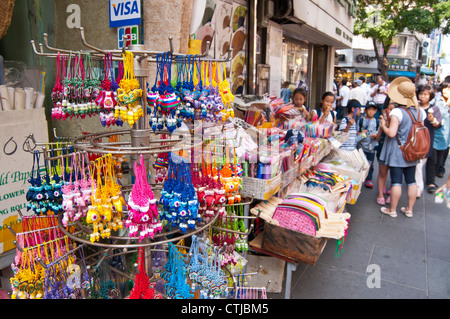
[350,80,368,107]
[416,85,442,197]
[357,102,379,189]
[378,77,426,218]
[336,78,350,120]
[376,101,397,206]
[426,81,450,193]
[371,75,389,119]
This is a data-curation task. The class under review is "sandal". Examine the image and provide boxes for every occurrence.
[380,207,397,218]
[376,197,385,205]
[400,207,413,218]
[427,185,437,194]
[386,196,391,204]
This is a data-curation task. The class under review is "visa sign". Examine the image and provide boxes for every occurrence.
[109,0,141,28]
[118,25,139,49]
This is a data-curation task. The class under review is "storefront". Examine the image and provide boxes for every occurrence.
[387,57,416,81]
[272,0,355,109]
[335,49,380,82]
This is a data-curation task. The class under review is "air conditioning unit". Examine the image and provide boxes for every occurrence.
[258,0,274,28]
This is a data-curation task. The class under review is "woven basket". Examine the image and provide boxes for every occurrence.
[0,0,15,40]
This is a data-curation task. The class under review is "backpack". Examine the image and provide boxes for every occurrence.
[396,107,430,162]
[358,117,379,133]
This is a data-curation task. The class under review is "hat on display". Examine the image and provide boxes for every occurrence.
[388,77,418,108]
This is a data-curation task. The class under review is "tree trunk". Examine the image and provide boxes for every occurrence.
[372,38,390,81]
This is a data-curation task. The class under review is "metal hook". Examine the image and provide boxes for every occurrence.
[4,136,18,156]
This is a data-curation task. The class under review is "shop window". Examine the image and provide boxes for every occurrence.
[282,36,309,89]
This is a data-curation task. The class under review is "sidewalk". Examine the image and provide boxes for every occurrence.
[268,161,450,299]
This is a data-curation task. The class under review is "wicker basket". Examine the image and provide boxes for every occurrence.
[0,0,15,40]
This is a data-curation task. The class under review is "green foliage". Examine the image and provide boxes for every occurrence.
[354,0,448,43]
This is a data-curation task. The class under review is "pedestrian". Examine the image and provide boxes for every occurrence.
[357,102,379,189]
[359,76,371,104]
[281,81,292,104]
[292,88,310,121]
[339,100,361,151]
[425,80,450,193]
[376,100,397,206]
[336,78,350,120]
[350,80,368,107]
[311,91,336,124]
[416,85,441,197]
[332,80,340,114]
[378,77,426,218]
[367,78,376,102]
[370,75,389,119]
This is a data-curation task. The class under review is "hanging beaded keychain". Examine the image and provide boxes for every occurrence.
[127,247,161,299]
[125,154,161,242]
[115,50,143,126]
[97,52,119,127]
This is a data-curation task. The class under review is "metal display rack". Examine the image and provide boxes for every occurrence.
[16,26,262,299]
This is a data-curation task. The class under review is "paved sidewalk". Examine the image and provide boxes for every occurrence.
[268,162,450,299]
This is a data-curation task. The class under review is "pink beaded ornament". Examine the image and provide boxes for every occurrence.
[125,154,161,242]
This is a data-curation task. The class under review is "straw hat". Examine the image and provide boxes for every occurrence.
[0,0,15,40]
[388,76,418,108]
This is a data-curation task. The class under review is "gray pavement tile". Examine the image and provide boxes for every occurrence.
[369,245,427,291]
[426,235,450,263]
[427,256,450,298]
[372,222,426,255]
[317,238,374,275]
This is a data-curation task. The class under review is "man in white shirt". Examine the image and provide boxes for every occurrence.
[359,76,371,104]
[370,75,389,119]
[350,80,368,107]
[336,78,350,119]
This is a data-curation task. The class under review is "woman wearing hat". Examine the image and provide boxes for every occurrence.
[378,77,427,218]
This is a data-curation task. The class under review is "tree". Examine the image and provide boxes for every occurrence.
[353,0,450,80]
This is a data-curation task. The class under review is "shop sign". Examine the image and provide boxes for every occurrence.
[118,25,139,49]
[388,57,412,71]
[109,0,141,28]
[355,54,377,64]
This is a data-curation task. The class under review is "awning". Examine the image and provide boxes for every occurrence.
[355,67,380,74]
[388,70,417,78]
[420,66,435,75]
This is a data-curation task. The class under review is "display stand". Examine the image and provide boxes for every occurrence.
[11,27,262,300]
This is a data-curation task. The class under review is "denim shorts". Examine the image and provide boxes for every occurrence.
[390,166,416,187]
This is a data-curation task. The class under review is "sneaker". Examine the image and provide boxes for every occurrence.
[365,180,373,189]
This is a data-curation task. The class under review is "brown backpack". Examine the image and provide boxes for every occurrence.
[396,107,430,162]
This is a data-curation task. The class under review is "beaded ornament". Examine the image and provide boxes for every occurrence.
[115,51,144,126]
[124,154,161,242]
